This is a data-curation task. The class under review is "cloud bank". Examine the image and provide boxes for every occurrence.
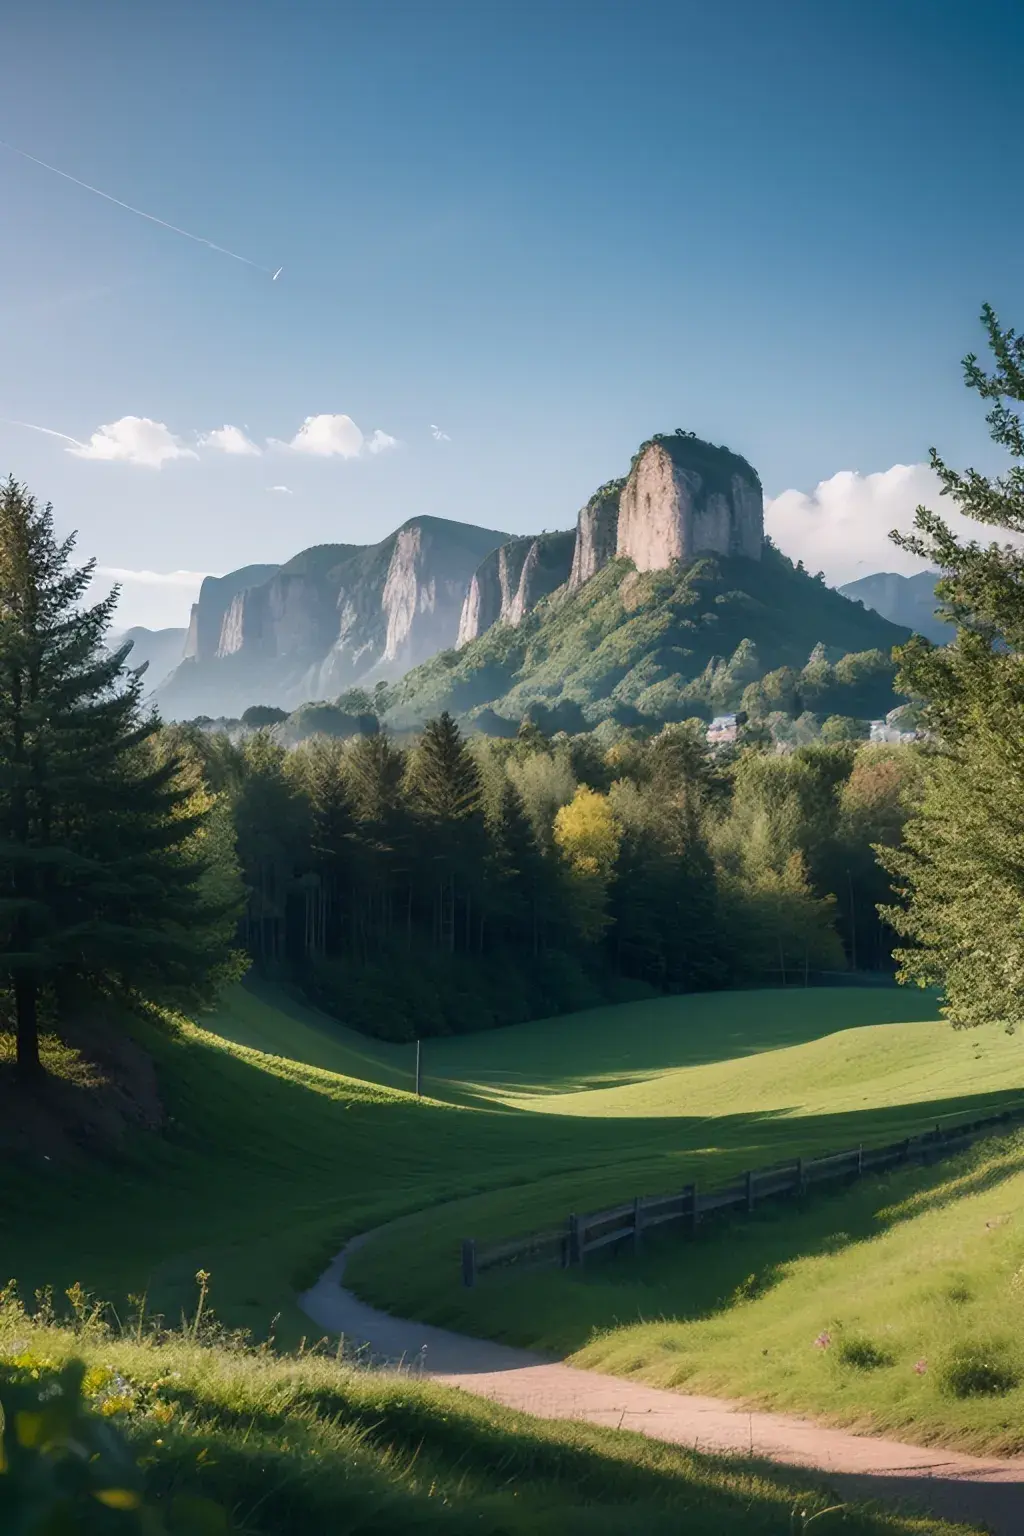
[200,424,261,456]
[94,566,214,631]
[70,416,197,467]
[21,412,399,467]
[97,566,213,587]
[274,413,400,459]
[763,463,1005,586]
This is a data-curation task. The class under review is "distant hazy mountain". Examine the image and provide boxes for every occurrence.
[111,626,189,690]
[154,519,509,721]
[838,570,951,645]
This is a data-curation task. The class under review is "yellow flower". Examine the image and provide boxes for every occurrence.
[94,1489,141,1510]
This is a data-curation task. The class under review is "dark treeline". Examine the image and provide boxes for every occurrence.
[167,712,920,1041]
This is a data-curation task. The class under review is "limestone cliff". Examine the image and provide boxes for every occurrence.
[568,481,624,590]
[381,521,506,670]
[157,519,506,720]
[616,434,762,571]
[507,531,575,625]
[457,530,574,646]
[183,565,280,661]
[456,536,534,647]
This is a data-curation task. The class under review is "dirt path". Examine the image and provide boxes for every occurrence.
[300,1234,1024,1534]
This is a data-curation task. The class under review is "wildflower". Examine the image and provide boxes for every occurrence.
[914,1358,928,1375]
[814,1331,832,1350]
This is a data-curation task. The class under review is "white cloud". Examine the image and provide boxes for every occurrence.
[70,415,197,468]
[93,567,213,631]
[276,413,365,458]
[764,462,1017,587]
[200,424,261,456]
[430,423,451,441]
[97,567,213,587]
[271,413,400,459]
[267,484,294,494]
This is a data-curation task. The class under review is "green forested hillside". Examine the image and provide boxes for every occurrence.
[385,543,911,733]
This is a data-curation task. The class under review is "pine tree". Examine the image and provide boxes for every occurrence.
[484,773,553,952]
[0,479,244,1080]
[288,738,357,956]
[405,713,484,951]
[230,732,302,963]
[343,732,409,951]
[879,306,1024,1027]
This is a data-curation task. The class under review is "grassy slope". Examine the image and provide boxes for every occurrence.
[0,1314,960,1536]
[6,982,1024,1460]
[573,1132,1024,1455]
[385,544,910,727]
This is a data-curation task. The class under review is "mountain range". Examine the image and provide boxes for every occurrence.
[837,570,949,645]
[116,430,935,726]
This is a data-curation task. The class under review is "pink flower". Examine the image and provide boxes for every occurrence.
[914,1358,928,1375]
[814,1331,832,1350]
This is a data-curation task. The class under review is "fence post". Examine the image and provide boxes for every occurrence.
[415,1038,422,1098]
[568,1213,582,1266]
[633,1196,643,1253]
[461,1239,476,1289]
[745,1170,755,1213]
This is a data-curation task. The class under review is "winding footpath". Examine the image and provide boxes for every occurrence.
[301,1233,1024,1535]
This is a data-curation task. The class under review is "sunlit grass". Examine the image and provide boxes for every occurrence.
[0,1287,976,1535]
[7,978,1024,1456]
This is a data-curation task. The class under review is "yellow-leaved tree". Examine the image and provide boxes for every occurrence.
[553,786,622,942]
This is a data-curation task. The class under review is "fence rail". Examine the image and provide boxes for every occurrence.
[460,1105,1024,1288]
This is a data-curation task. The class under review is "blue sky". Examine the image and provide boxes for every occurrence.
[2,0,1021,627]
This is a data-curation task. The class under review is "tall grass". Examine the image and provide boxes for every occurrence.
[0,1279,976,1535]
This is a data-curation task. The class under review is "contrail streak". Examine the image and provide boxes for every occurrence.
[1,418,85,447]
[0,139,279,277]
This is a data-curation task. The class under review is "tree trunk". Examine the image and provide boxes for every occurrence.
[15,972,42,1081]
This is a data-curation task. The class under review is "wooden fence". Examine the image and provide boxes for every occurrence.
[460,1105,1024,1288]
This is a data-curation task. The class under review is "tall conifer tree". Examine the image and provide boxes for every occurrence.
[880,306,1024,1026]
[0,480,243,1079]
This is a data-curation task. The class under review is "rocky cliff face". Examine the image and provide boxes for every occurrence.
[616,436,763,572]
[155,431,766,723]
[157,520,506,720]
[381,521,504,669]
[507,531,575,625]
[457,531,575,646]
[568,482,623,590]
[183,565,281,662]
[456,537,534,647]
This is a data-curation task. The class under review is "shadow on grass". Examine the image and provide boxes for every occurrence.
[154,1376,944,1536]
[418,986,945,1103]
[6,993,1024,1361]
[542,1124,1024,1332]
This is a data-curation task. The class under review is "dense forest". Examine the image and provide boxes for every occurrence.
[161,712,920,1041]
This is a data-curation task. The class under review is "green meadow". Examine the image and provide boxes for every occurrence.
[6,978,1024,1464]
